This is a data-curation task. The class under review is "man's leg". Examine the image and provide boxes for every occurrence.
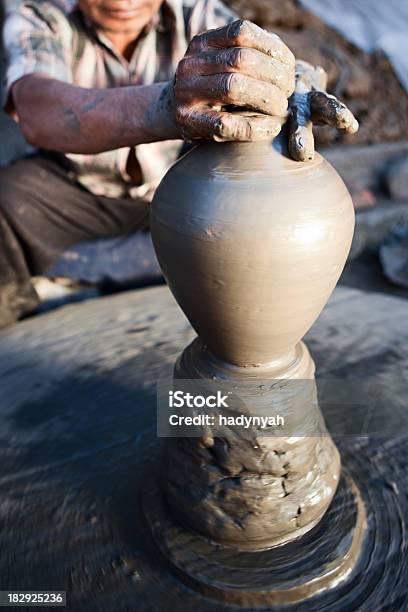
[0,154,150,327]
[0,209,39,328]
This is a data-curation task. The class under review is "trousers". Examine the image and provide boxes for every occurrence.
[0,154,150,328]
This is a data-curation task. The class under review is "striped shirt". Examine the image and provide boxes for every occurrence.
[2,0,236,198]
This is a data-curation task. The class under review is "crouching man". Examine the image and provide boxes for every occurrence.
[0,0,358,327]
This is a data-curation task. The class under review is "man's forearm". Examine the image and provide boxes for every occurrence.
[11,75,180,154]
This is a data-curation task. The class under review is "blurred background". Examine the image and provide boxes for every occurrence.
[1,0,408,305]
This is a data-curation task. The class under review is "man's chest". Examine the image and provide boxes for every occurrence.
[71,22,186,90]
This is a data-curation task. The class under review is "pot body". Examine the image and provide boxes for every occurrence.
[151,134,355,368]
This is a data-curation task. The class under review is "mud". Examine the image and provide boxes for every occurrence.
[163,338,341,550]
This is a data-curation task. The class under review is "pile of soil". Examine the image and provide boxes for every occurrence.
[225,0,408,147]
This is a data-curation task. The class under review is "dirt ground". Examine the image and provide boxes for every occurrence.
[225,0,408,148]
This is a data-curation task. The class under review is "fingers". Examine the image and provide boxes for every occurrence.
[176,73,288,117]
[176,106,283,142]
[288,90,359,161]
[177,48,295,97]
[187,19,295,67]
[287,90,315,161]
[288,122,315,162]
[174,19,296,142]
[287,61,358,161]
[310,91,359,133]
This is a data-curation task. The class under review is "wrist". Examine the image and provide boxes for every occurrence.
[147,81,182,141]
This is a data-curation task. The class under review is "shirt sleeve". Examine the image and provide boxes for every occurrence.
[2,3,74,112]
[185,0,238,40]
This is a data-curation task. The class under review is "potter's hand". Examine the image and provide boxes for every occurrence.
[288,60,359,161]
[174,19,296,142]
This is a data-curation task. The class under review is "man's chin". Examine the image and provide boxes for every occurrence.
[95,15,151,35]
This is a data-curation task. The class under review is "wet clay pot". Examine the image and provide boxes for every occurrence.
[150,130,355,550]
[151,132,354,369]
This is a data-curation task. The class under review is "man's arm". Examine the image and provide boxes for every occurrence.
[11,20,296,152]
[11,76,179,154]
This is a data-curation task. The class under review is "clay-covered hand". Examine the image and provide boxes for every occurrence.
[288,60,359,161]
[174,19,296,142]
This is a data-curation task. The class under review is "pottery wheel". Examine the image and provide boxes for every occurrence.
[143,467,367,608]
[0,285,407,610]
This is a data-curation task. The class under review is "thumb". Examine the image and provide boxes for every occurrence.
[288,90,315,162]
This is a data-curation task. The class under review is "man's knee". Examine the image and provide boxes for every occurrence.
[0,280,39,329]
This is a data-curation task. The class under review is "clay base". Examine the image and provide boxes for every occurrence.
[143,469,367,608]
[164,339,341,549]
